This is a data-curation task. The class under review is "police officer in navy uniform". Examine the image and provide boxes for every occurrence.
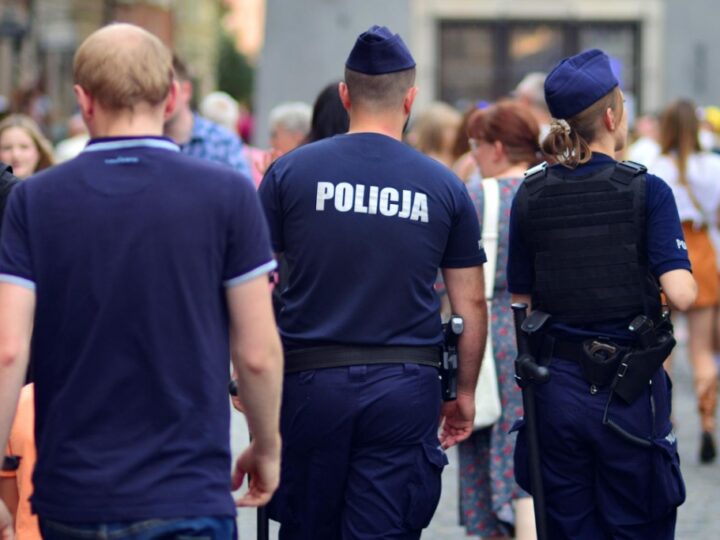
[258,25,487,539]
[507,49,697,539]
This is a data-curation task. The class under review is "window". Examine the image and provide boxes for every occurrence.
[438,20,641,110]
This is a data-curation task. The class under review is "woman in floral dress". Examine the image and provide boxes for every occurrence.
[458,101,542,539]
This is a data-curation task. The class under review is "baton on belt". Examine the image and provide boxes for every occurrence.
[512,303,550,540]
[256,505,269,540]
[229,379,270,540]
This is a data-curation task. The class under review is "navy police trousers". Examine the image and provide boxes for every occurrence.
[513,357,685,539]
[267,363,447,540]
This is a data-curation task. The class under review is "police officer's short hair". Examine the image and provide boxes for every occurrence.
[344,67,416,112]
[74,23,173,111]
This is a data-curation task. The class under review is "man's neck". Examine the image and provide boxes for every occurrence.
[89,109,166,139]
[163,107,194,145]
[347,111,406,141]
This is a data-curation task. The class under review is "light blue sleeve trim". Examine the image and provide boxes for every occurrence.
[224,260,277,288]
[0,274,36,291]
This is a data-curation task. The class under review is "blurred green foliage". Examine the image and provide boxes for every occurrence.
[216,29,254,105]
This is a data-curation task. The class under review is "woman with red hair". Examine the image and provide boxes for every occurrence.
[458,100,542,539]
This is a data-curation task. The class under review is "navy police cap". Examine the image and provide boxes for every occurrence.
[345,25,416,75]
[544,49,619,119]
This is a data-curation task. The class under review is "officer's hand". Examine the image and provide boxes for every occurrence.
[231,395,245,413]
[231,437,281,508]
[0,501,14,540]
[228,376,246,413]
[439,391,475,449]
[230,391,246,414]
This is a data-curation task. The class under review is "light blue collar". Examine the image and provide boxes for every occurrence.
[83,138,180,154]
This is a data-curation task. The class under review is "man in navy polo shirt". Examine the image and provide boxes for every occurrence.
[259,25,487,539]
[0,23,283,540]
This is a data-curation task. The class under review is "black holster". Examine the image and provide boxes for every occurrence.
[612,330,676,404]
[535,334,625,387]
[440,315,463,401]
[578,339,625,386]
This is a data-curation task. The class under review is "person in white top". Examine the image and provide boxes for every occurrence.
[627,114,661,167]
[650,99,720,463]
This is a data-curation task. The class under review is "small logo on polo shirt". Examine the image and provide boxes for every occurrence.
[105,156,140,165]
[315,181,429,223]
[676,238,687,251]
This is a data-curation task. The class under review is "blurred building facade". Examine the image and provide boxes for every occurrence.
[0,0,222,138]
[253,0,411,146]
[255,0,720,145]
[1,0,718,144]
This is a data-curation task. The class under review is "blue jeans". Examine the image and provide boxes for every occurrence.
[39,517,236,540]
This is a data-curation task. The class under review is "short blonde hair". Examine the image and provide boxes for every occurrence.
[0,114,55,172]
[73,23,173,111]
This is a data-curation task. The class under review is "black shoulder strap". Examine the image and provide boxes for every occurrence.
[523,161,549,195]
[617,162,654,317]
[610,160,647,185]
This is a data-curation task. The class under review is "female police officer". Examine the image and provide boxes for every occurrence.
[507,49,697,539]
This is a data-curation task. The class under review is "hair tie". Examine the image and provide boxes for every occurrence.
[550,118,571,135]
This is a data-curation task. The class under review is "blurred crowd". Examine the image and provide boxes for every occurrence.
[9,65,720,190]
[3,49,720,540]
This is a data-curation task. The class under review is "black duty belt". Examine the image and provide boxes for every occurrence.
[284,345,442,374]
[552,339,625,362]
[546,337,630,387]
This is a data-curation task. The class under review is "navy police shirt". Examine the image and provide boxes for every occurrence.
[507,153,691,340]
[258,132,485,349]
[0,137,276,521]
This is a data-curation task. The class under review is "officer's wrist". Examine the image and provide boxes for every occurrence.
[252,433,282,456]
[456,388,475,399]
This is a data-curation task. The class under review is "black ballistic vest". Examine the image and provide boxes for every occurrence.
[516,160,662,325]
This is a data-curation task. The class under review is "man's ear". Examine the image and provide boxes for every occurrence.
[338,82,351,111]
[74,85,93,125]
[180,79,193,103]
[164,80,179,120]
[403,86,418,116]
